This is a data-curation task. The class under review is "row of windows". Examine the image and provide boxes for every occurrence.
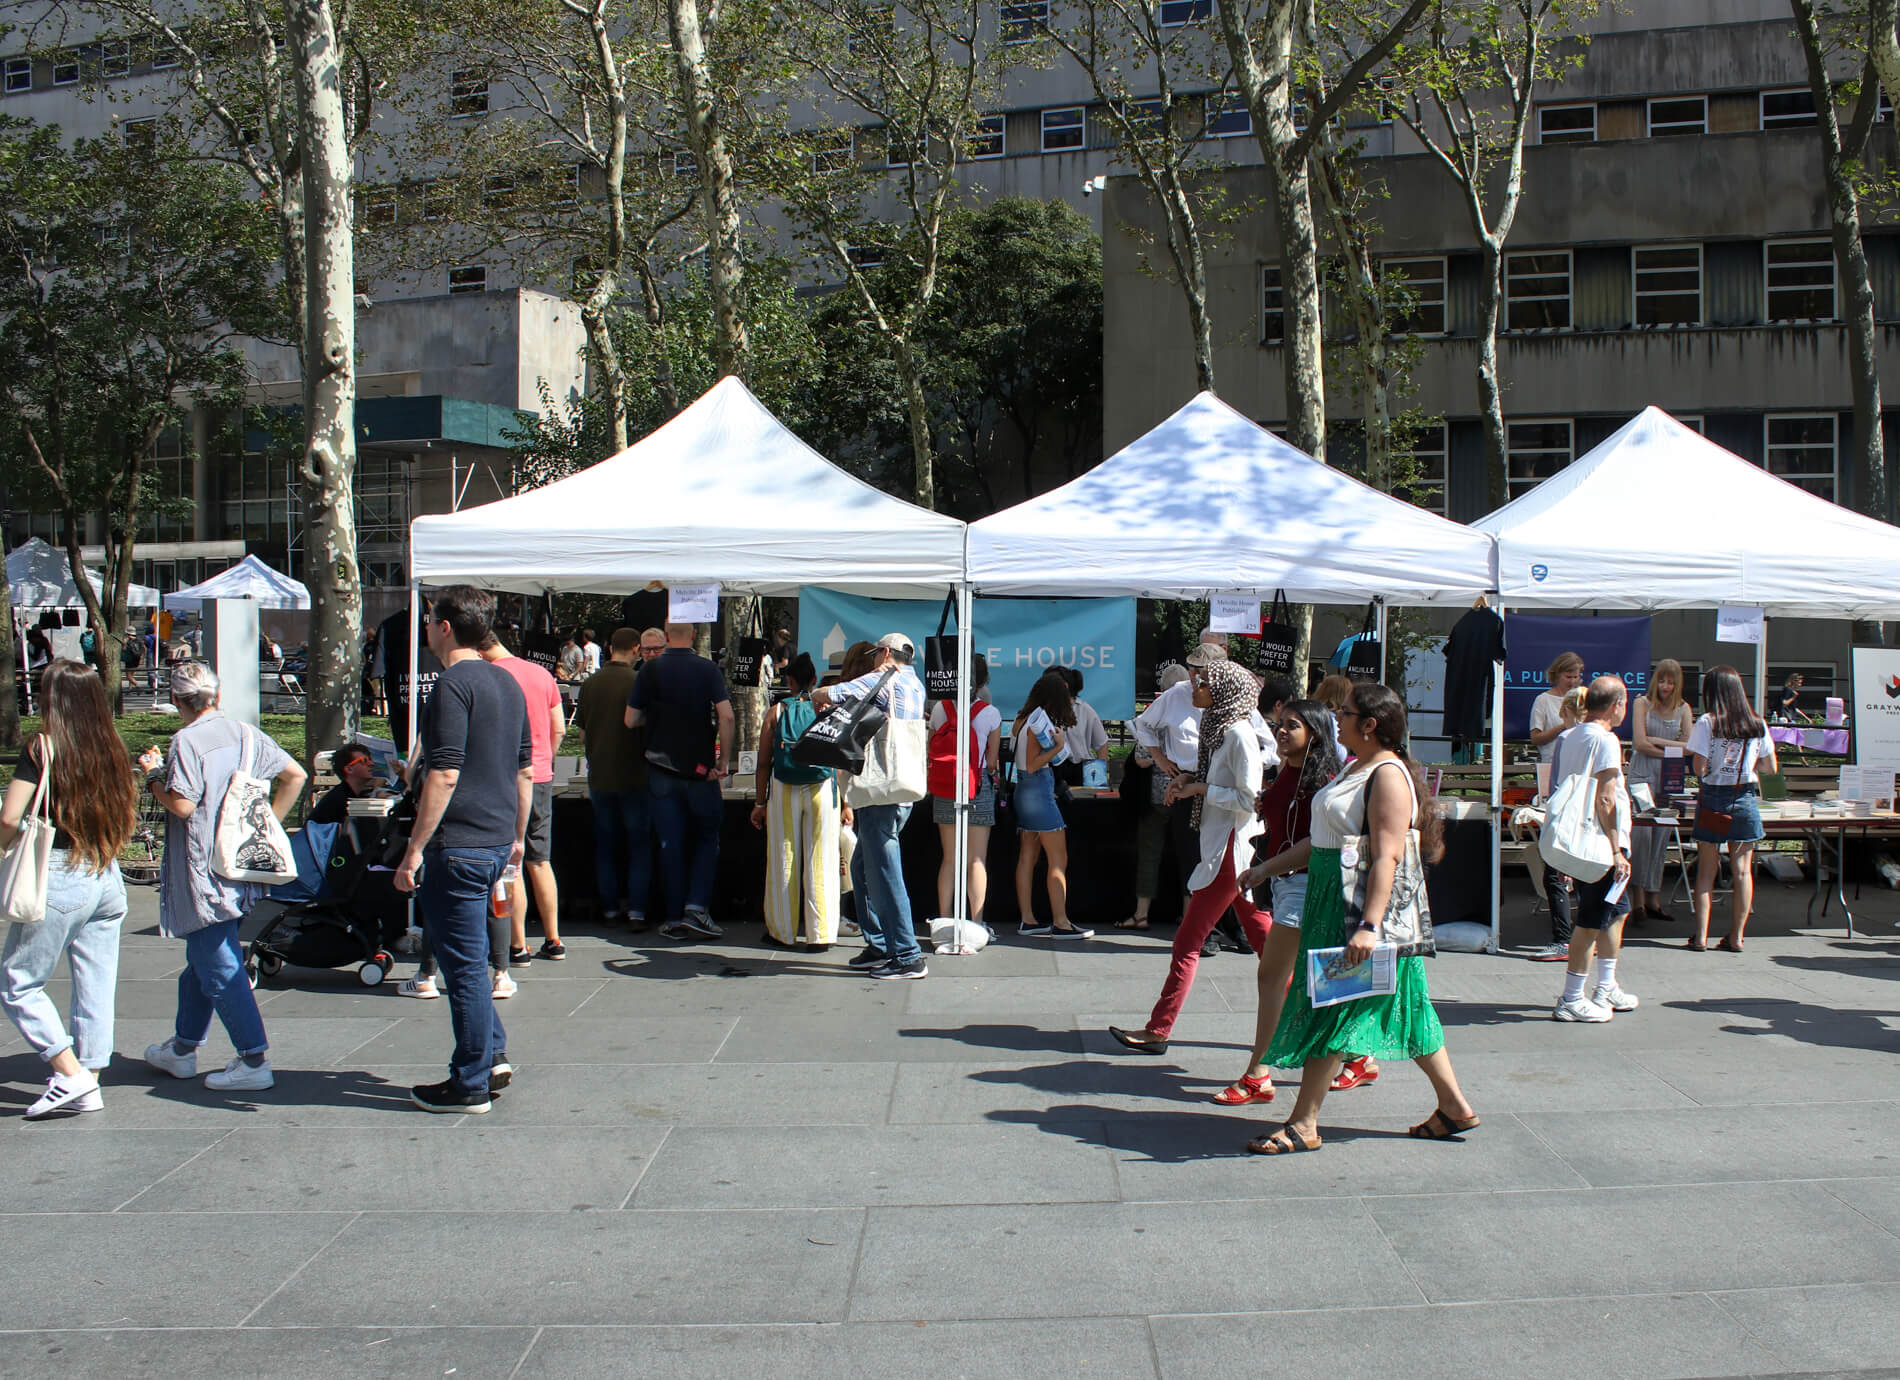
[1537,86,1890,144]
[3,39,181,94]
[1501,415,1838,501]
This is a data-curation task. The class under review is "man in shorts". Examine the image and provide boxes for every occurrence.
[481,631,567,968]
[1550,676,1636,1023]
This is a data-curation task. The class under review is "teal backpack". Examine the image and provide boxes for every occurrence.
[772,696,834,785]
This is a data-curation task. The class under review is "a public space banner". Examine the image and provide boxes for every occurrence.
[797,588,1137,720]
[1503,613,1652,740]
[1850,646,1900,770]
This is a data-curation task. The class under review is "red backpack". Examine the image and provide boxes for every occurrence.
[927,698,986,800]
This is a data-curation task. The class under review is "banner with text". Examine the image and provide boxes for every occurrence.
[798,588,1136,720]
[1504,614,1652,741]
[1850,646,1900,771]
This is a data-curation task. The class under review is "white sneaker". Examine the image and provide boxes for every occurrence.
[1593,983,1640,1012]
[205,1057,274,1092]
[1553,996,1614,1023]
[492,971,517,999]
[398,975,440,999]
[26,1070,101,1119]
[143,1042,197,1079]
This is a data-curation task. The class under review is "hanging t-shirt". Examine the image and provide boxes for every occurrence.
[1441,607,1506,743]
[1686,716,1776,786]
[379,608,443,756]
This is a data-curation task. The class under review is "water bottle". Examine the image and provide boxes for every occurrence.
[490,864,520,918]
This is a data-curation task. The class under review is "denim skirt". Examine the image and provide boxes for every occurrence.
[1012,768,1065,833]
[1693,782,1764,845]
[932,774,997,828]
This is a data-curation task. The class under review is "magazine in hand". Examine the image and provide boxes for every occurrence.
[1306,942,1399,1008]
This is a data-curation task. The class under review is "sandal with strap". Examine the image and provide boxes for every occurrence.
[1211,1072,1275,1106]
[1717,934,1743,953]
[1247,1124,1322,1155]
[1331,1057,1379,1092]
[1408,1108,1480,1140]
[1114,916,1151,930]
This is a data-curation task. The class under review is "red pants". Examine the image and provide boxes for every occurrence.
[1146,836,1270,1040]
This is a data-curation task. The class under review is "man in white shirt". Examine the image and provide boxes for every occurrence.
[1550,676,1637,1023]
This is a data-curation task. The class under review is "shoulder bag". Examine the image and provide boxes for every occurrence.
[1339,760,1436,958]
[923,591,960,701]
[1538,731,1614,883]
[0,736,56,925]
[844,707,929,809]
[790,667,895,774]
[212,725,299,884]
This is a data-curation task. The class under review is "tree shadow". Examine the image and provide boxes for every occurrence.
[1664,996,1900,1055]
[1772,941,1900,982]
[900,1026,1090,1057]
[599,953,856,983]
[1433,1001,1553,1029]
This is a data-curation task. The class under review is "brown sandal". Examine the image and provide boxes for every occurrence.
[1247,1124,1322,1155]
[1408,1109,1480,1140]
[1114,917,1151,930]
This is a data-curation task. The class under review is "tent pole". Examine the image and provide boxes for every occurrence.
[1375,597,1389,685]
[405,580,422,946]
[1490,603,1506,955]
[17,609,29,716]
[1754,621,1768,716]
[953,582,973,927]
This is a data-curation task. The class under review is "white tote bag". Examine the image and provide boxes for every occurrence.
[211,726,298,884]
[1538,736,1613,883]
[0,736,57,925]
[844,718,929,808]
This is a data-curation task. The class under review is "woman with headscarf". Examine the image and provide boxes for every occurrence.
[1110,658,1270,1054]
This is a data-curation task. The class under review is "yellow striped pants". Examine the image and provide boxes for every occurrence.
[762,776,841,946]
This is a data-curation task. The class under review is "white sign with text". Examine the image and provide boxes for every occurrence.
[667,582,720,623]
[1208,595,1261,635]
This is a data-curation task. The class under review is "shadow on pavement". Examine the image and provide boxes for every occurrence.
[899,1026,1091,1057]
[1664,996,1900,1053]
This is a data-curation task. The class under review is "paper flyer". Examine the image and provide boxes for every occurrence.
[1307,942,1399,1008]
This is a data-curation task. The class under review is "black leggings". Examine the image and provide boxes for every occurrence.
[417,905,511,978]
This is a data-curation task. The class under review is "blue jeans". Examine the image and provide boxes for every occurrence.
[420,844,511,1093]
[850,803,918,964]
[649,772,722,917]
[590,788,652,918]
[1,854,126,1068]
[177,920,269,1057]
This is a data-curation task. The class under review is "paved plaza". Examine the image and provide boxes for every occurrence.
[4,877,1900,1378]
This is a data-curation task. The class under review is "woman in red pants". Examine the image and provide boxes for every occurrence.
[1111,658,1268,1055]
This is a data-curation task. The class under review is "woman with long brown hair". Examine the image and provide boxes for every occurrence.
[0,659,139,1118]
[1247,682,1478,1154]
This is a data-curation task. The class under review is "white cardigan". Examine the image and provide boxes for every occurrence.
[1188,726,1265,891]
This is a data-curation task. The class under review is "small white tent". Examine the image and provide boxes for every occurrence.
[1475,406,1900,618]
[8,538,159,609]
[410,376,966,598]
[967,392,1497,603]
[163,554,311,613]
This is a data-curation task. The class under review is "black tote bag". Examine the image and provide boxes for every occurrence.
[789,667,896,774]
[1344,601,1383,682]
[1255,590,1298,678]
[923,591,958,701]
[727,603,770,689]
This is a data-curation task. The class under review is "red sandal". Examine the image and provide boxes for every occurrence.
[1331,1057,1379,1092]
[1211,1072,1275,1106]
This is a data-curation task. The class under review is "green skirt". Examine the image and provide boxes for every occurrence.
[1265,846,1445,1067]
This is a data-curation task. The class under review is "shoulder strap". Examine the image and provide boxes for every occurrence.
[1361,758,1418,832]
[28,734,52,825]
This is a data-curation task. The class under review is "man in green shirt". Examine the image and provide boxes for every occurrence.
[575,627,664,929]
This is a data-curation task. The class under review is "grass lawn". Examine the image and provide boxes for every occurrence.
[0,714,394,789]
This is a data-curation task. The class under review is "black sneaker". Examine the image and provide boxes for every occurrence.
[1200,938,1219,958]
[848,947,890,969]
[870,959,928,980]
[508,946,533,967]
[489,1057,513,1091]
[536,940,566,961]
[626,912,652,933]
[411,1080,491,1114]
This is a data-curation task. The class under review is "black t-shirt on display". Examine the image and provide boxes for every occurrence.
[1441,606,1507,745]
[419,659,532,849]
[379,608,444,755]
[628,648,730,779]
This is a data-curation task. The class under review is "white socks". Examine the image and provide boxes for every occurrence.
[1593,957,1617,991]
[1562,970,1587,1003]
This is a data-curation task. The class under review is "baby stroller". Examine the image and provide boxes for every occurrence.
[245,795,415,988]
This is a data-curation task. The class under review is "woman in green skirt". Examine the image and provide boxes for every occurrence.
[1248,682,1479,1155]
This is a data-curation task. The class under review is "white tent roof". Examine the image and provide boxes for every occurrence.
[409,377,967,598]
[966,391,1497,604]
[1474,406,1900,618]
[163,554,310,613]
[8,538,159,608]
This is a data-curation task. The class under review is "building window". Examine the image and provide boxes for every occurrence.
[1398,422,1447,514]
[1118,98,1166,139]
[448,264,487,294]
[148,43,179,70]
[810,129,855,172]
[1761,88,1817,128]
[847,242,886,269]
[100,40,131,77]
[549,163,581,210]
[884,126,924,168]
[451,70,489,118]
[481,173,517,209]
[1206,93,1251,138]
[1647,95,1707,137]
[1539,104,1595,144]
[362,186,397,227]
[848,5,895,55]
[1041,106,1084,152]
[1764,413,1837,499]
[121,116,156,153]
[967,113,1005,159]
[4,56,31,92]
[1505,250,1571,329]
[1766,239,1835,320]
[51,51,78,86]
[1159,0,1212,24]
[672,149,699,178]
[1000,0,1049,43]
[1673,414,1705,434]
[1633,243,1701,325]
[417,181,451,222]
[1506,419,1573,498]
[1383,256,1446,335]
[1261,264,1283,345]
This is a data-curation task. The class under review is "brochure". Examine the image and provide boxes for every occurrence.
[1306,942,1399,1009]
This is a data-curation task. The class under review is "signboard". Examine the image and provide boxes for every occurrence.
[1207,596,1261,635]
[668,582,721,623]
[1716,606,1766,645]
[797,588,1137,719]
[1850,646,1900,771]
[1503,613,1651,740]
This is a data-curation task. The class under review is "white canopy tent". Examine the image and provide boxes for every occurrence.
[8,537,159,609]
[163,554,311,613]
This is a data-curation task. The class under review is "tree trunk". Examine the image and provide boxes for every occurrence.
[0,489,17,746]
[1159,174,1216,394]
[1475,239,1508,508]
[585,0,632,452]
[582,285,631,453]
[289,0,362,761]
[666,0,748,379]
[634,258,682,419]
[894,337,935,510]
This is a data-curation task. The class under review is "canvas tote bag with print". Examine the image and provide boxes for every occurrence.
[0,736,57,924]
[1338,761,1436,958]
[212,725,299,884]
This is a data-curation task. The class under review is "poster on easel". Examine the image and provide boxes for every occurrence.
[1851,646,1900,772]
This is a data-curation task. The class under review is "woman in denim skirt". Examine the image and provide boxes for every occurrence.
[1686,665,1779,952]
[0,660,139,1118]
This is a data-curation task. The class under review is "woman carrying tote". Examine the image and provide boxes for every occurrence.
[751,654,844,949]
[1687,665,1778,953]
[0,660,139,1118]
[1249,683,1478,1154]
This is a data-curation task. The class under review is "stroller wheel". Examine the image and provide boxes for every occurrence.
[359,959,387,987]
[256,952,284,979]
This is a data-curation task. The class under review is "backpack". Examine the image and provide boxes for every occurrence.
[771,696,833,785]
[927,698,986,801]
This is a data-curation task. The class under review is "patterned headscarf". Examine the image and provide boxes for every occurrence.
[1191,659,1258,828]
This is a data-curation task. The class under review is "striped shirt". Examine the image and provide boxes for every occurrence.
[831,665,925,721]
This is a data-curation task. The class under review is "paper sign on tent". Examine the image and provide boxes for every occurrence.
[668,582,720,623]
[1208,595,1261,634]
[1716,606,1765,645]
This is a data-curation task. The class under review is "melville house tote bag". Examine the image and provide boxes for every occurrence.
[0,736,56,924]
[212,725,298,884]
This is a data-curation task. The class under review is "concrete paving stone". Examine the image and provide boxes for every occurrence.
[1627,1033,1900,1106]
[0,1128,224,1212]
[1708,1282,1900,1373]
[344,1014,738,1066]
[630,1122,1119,1209]
[1518,1102,1900,1187]
[0,1326,537,1379]
[457,1060,899,1127]
[847,1198,1421,1321]
[1149,1292,1779,1380]
[0,1210,356,1328]
[1432,1048,1700,1113]
[89,1017,404,1069]
[129,1125,669,1213]
[718,1011,1085,1064]
[516,1318,1159,1379]
[1073,1013,1260,1061]
[22,1064,438,1131]
[901,974,1232,1017]
[251,1208,865,1326]
[1105,1112,1586,1201]
[886,1058,1216,1125]
[576,966,918,1017]
[1367,1182,1900,1302]
[1820,1178,1900,1237]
